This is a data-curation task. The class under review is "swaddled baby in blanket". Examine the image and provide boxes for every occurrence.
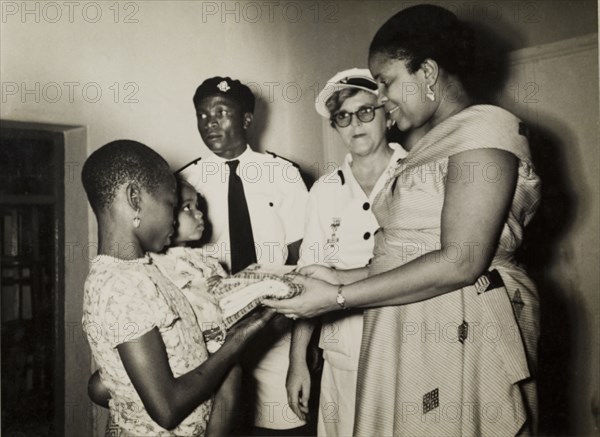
[147,177,302,352]
[151,247,302,352]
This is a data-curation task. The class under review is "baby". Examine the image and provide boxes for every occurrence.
[151,177,303,351]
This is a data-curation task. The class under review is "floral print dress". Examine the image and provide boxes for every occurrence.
[82,254,212,436]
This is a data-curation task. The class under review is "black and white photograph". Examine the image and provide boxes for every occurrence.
[1,1,598,436]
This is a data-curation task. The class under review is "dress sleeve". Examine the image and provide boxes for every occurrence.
[101,270,179,348]
[185,248,228,278]
[446,106,533,165]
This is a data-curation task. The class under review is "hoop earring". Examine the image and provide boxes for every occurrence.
[426,84,435,102]
[133,208,141,228]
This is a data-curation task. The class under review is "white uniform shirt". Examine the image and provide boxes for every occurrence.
[180,145,308,429]
[299,143,407,370]
[180,146,308,272]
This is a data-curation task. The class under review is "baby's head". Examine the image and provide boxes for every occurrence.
[81,140,176,253]
[172,176,205,246]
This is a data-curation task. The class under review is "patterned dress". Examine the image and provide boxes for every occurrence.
[354,105,541,437]
[82,255,212,436]
[151,247,228,351]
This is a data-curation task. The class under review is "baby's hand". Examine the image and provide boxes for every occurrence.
[206,275,223,290]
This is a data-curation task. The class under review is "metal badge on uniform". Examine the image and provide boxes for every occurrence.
[217,80,230,92]
[326,217,341,246]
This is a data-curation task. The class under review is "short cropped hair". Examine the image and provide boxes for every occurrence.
[81,139,172,214]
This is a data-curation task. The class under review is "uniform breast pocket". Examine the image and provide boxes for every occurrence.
[248,193,282,223]
[247,193,286,252]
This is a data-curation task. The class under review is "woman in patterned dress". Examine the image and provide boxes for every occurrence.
[265,5,541,436]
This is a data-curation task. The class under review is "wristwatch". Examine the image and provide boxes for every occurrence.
[336,285,347,310]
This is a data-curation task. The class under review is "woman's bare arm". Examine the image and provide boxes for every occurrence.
[117,308,276,430]
[265,149,518,316]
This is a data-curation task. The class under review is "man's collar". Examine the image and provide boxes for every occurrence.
[207,145,252,163]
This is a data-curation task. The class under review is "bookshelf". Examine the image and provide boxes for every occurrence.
[0,122,66,436]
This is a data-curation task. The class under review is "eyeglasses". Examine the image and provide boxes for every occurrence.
[332,105,385,128]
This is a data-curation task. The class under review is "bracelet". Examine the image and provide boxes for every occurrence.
[336,284,347,310]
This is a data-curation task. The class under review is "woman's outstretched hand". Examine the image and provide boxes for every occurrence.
[297,264,340,284]
[262,275,339,319]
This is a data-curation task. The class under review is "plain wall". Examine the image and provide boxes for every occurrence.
[498,34,599,436]
[62,126,92,436]
[1,1,598,172]
[1,1,598,436]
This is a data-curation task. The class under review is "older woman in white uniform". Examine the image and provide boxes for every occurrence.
[286,68,406,437]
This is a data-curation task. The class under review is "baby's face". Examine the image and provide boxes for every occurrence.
[174,183,204,244]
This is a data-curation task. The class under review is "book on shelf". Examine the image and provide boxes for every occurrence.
[1,282,20,322]
[3,210,20,257]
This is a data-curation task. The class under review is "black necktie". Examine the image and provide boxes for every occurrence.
[227,160,257,274]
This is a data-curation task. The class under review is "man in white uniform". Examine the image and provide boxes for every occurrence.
[178,76,309,435]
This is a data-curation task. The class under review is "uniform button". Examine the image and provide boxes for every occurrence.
[269,202,274,207]
[363,202,370,210]
[363,232,371,240]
